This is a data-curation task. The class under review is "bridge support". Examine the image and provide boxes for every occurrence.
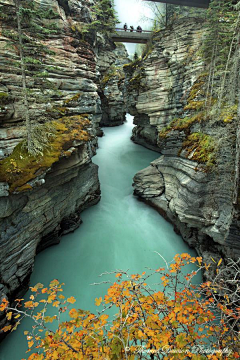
[111,30,151,44]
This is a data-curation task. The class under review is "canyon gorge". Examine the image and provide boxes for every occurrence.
[0,0,239,356]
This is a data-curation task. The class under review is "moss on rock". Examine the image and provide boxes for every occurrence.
[159,112,205,138]
[181,132,216,168]
[0,115,91,193]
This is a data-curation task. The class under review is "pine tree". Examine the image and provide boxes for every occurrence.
[14,0,33,153]
[1,0,60,154]
[83,0,118,36]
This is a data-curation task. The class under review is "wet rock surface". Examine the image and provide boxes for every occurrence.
[129,18,240,263]
[0,0,102,336]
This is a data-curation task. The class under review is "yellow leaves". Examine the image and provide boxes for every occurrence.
[217,258,222,267]
[196,256,202,265]
[69,309,78,319]
[0,256,237,359]
[25,301,34,308]
[161,276,169,286]
[53,301,60,308]
[67,296,76,304]
[28,340,34,349]
[51,350,59,359]
[180,253,191,260]
[6,311,12,320]
[205,263,211,271]
[95,297,102,306]
[30,283,43,292]
[99,314,109,322]
[176,333,187,348]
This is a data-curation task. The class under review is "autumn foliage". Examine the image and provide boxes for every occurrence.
[0,254,239,359]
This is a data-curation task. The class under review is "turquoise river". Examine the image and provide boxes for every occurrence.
[0,115,199,359]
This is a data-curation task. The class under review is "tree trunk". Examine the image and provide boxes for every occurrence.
[233,30,240,205]
[15,0,33,154]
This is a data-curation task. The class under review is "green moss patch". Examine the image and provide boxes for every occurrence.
[0,115,91,193]
[159,112,204,139]
[219,104,238,123]
[0,92,10,105]
[182,132,216,167]
[184,100,205,111]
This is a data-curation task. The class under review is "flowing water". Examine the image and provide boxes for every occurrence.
[0,115,199,359]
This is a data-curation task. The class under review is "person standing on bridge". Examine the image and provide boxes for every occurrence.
[130,25,134,32]
[137,25,142,33]
[124,23,127,31]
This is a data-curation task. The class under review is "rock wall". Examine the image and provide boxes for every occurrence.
[128,18,240,263]
[97,42,129,126]
[0,0,102,158]
[0,144,100,339]
[0,0,103,337]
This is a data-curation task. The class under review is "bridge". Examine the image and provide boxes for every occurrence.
[144,0,210,8]
[111,28,152,44]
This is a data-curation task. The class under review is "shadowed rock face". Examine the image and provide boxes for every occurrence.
[129,18,240,263]
[98,43,130,127]
[0,145,100,340]
[0,0,103,337]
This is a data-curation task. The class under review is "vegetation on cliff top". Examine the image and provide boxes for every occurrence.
[83,0,118,37]
[0,254,239,359]
[0,116,91,193]
[157,1,240,169]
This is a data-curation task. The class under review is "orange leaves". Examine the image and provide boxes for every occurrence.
[67,296,76,304]
[52,301,60,308]
[69,309,78,319]
[1,253,238,359]
[25,301,35,309]
[95,297,102,306]
[28,340,34,349]
[161,276,169,286]
[1,325,12,332]
[0,298,9,312]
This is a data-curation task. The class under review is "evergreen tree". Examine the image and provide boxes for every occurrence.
[83,0,119,36]
[1,0,60,154]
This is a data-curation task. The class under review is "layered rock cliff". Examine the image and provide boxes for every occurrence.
[98,42,129,126]
[0,0,103,337]
[127,17,240,264]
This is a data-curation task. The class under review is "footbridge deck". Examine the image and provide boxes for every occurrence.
[111,28,152,44]
[144,0,210,8]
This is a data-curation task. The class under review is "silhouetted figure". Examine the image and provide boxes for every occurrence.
[137,25,142,33]
[130,26,134,32]
[124,23,127,31]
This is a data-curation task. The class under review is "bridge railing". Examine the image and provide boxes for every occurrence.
[115,27,152,33]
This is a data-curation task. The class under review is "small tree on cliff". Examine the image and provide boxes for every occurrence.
[83,0,119,36]
[2,0,59,154]
[0,254,239,359]
[14,0,33,153]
